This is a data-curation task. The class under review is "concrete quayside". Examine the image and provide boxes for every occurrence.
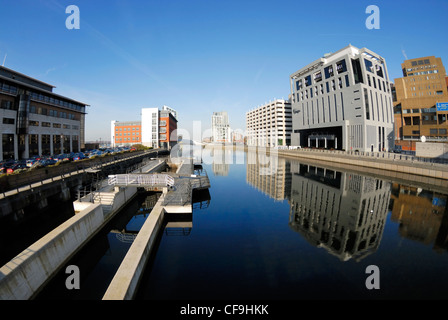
[0,155,210,300]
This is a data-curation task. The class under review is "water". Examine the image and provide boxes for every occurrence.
[134,150,448,300]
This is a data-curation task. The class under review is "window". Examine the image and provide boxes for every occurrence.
[364,89,370,120]
[314,71,322,82]
[53,123,61,128]
[296,79,302,90]
[305,75,312,87]
[3,117,15,124]
[336,59,347,74]
[376,65,384,78]
[29,120,39,126]
[324,65,334,79]
[345,75,350,87]
[364,59,374,73]
[326,82,330,93]
[338,77,342,89]
[429,129,438,135]
[440,129,447,135]
[42,122,51,127]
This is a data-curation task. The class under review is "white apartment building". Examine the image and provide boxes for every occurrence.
[246,99,292,147]
[289,45,394,152]
[141,107,160,148]
[211,111,231,143]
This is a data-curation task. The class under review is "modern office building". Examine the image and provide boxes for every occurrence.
[289,45,394,152]
[246,99,292,147]
[0,66,88,161]
[211,111,231,143]
[112,106,177,149]
[111,120,142,146]
[393,56,448,151]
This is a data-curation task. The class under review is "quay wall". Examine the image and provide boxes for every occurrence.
[0,202,104,300]
[0,185,138,300]
[203,145,447,188]
[102,198,166,300]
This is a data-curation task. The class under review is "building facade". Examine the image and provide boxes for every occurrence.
[211,111,231,143]
[112,106,177,149]
[0,66,88,161]
[289,45,394,152]
[111,120,142,146]
[246,99,292,147]
[393,56,448,150]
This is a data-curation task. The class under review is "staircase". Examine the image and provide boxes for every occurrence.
[93,192,116,214]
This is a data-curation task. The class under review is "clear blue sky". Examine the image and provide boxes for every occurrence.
[1,0,447,142]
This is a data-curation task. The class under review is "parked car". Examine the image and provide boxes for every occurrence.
[7,163,28,174]
[73,153,86,161]
[0,160,15,174]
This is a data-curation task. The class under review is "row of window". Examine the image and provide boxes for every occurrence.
[295,75,351,102]
[403,128,447,135]
[407,69,439,76]
[2,117,79,129]
[29,91,85,113]
[403,114,446,125]
[116,127,140,131]
[116,137,141,142]
[29,105,77,120]
[116,132,140,136]
[0,81,85,113]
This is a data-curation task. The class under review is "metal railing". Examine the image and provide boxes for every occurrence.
[271,147,448,166]
[108,173,175,187]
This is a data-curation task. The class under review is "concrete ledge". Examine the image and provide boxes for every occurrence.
[0,202,103,300]
[103,199,166,300]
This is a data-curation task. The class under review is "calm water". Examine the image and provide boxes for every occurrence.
[35,150,448,300]
[134,150,448,300]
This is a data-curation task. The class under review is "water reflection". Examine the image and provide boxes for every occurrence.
[246,151,448,261]
[288,163,390,262]
[390,184,448,253]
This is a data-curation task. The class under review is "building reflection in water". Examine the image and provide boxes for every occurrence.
[210,148,231,176]
[390,183,448,253]
[245,152,448,260]
[288,162,390,262]
[246,151,291,201]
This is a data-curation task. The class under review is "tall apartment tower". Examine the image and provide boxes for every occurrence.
[246,99,292,147]
[289,45,394,152]
[393,56,448,151]
[211,111,231,143]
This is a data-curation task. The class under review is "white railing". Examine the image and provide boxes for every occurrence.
[108,174,175,187]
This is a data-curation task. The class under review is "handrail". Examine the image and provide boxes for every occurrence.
[108,173,175,187]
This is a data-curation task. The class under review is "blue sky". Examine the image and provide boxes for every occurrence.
[1,0,447,142]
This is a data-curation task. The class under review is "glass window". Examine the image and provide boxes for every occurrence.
[324,65,334,79]
[336,59,347,74]
[364,59,374,73]
[305,75,312,87]
[345,75,350,87]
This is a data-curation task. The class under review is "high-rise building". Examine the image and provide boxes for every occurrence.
[211,111,231,143]
[289,45,394,152]
[246,99,292,147]
[0,66,89,161]
[393,56,448,151]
